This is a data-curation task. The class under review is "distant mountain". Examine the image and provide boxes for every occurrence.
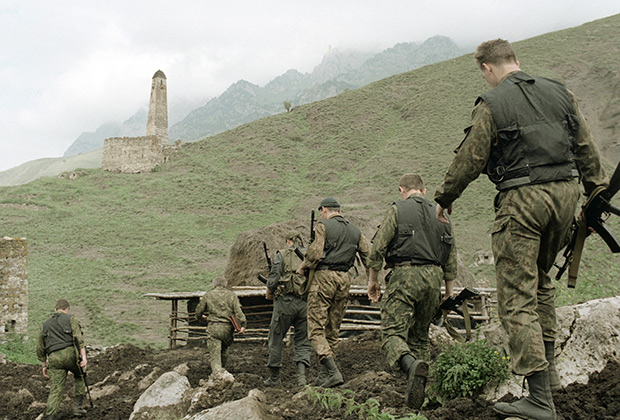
[35,35,464,182]
[63,99,204,157]
[169,35,464,142]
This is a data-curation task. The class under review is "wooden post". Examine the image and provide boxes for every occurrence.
[170,299,178,349]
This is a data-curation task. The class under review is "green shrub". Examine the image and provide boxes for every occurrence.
[304,387,427,420]
[429,339,510,403]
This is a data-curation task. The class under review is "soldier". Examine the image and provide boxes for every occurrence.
[434,39,607,420]
[296,197,370,387]
[36,299,88,420]
[367,173,457,409]
[195,276,247,373]
[263,231,312,386]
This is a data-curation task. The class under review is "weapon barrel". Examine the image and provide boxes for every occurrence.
[294,247,305,261]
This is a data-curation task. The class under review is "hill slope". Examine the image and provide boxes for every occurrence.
[1,14,619,348]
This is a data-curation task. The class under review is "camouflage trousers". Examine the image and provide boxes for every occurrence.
[380,265,443,369]
[206,322,234,372]
[45,346,85,416]
[267,294,312,367]
[492,180,579,376]
[306,270,350,360]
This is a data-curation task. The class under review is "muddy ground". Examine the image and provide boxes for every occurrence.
[1,330,618,420]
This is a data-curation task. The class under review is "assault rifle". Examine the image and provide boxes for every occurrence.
[73,340,93,408]
[257,241,272,285]
[434,287,480,342]
[555,161,620,287]
[295,210,317,295]
[434,287,480,322]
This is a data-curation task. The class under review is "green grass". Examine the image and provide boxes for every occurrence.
[1,14,620,359]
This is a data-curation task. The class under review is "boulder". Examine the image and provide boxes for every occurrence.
[480,296,620,400]
[129,371,191,420]
[183,389,275,420]
[556,296,620,385]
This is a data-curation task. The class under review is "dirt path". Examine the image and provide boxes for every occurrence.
[1,331,618,419]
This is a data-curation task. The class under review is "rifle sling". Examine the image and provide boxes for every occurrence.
[441,310,465,343]
[461,303,472,340]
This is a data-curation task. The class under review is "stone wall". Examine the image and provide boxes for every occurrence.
[102,135,167,173]
[0,237,28,335]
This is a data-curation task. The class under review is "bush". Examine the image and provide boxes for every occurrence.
[429,339,510,403]
[304,387,427,420]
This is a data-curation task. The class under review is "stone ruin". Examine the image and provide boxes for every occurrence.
[102,70,180,174]
[0,237,28,335]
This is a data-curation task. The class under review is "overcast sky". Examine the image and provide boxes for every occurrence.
[1,1,618,172]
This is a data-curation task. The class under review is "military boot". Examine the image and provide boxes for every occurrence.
[73,394,87,417]
[313,363,328,386]
[319,357,344,388]
[399,354,428,409]
[494,370,556,420]
[263,367,281,386]
[296,362,307,386]
[544,341,561,391]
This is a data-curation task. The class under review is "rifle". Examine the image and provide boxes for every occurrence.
[310,209,316,243]
[434,287,480,342]
[263,241,272,269]
[434,287,480,321]
[256,241,272,284]
[297,210,317,295]
[555,161,620,287]
[74,340,93,408]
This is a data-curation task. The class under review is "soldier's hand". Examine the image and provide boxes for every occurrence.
[295,267,305,276]
[367,281,382,303]
[436,204,452,225]
[42,365,49,379]
[239,327,246,334]
[265,289,273,300]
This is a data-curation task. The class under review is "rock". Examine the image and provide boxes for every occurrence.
[183,389,275,420]
[556,296,620,385]
[189,369,235,414]
[138,366,163,390]
[479,296,620,400]
[129,371,191,420]
[174,362,190,376]
[90,384,120,400]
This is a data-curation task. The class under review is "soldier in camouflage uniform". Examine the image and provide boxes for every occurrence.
[296,197,370,388]
[434,39,607,420]
[36,299,88,420]
[368,173,457,409]
[263,231,312,386]
[195,276,246,373]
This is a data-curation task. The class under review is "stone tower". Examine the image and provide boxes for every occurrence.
[146,70,168,144]
[0,237,28,335]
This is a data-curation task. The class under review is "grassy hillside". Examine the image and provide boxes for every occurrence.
[2,14,619,350]
[0,149,102,186]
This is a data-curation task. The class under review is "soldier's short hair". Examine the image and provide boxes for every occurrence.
[399,173,424,192]
[474,39,517,69]
[55,299,70,310]
[212,276,228,288]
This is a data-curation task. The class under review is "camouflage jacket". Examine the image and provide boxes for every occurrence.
[195,286,247,327]
[435,71,608,209]
[368,194,458,281]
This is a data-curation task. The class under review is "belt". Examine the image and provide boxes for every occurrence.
[391,261,439,267]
